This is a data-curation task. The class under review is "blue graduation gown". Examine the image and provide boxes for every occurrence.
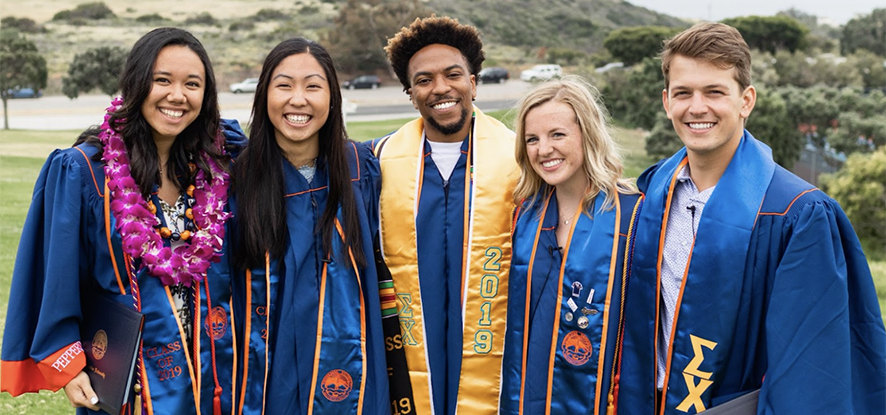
[620,131,886,415]
[234,142,389,415]
[1,120,247,415]
[365,134,471,414]
[413,138,470,415]
[501,189,641,415]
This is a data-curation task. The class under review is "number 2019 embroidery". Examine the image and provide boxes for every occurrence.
[474,247,502,354]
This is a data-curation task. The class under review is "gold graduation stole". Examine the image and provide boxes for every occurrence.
[375,107,518,414]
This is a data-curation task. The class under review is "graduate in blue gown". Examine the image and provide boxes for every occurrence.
[1,28,246,414]
[369,17,519,415]
[231,37,389,415]
[619,23,886,415]
[500,77,642,415]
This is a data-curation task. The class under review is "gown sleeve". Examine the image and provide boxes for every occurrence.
[351,140,391,414]
[1,149,92,395]
[761,199,886,415]
[356,142,381,240]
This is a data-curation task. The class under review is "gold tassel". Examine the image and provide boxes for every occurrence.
[133,383,143,415]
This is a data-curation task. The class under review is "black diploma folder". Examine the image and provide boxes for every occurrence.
[80,293,144,415]
[702,389,760,415]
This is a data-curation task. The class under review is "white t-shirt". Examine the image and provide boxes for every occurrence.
[427,139,463,182]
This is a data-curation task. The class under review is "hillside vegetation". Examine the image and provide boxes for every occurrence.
[0,0,686,93]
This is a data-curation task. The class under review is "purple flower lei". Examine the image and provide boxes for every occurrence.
[100,96,231,287]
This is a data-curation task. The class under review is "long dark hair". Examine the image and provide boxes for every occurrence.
[104,27,227,195]
[235,37,364,269]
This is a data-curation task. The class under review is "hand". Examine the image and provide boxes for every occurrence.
[63,371,100,410]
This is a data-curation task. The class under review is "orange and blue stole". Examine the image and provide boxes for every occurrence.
[620,132,775,414]
[503,189,641,415]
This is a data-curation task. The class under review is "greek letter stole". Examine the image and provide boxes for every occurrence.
[375,108,518,414]
[504,190,641,415]
[622,132,775,414]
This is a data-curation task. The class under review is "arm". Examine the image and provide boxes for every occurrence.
[762,200,886,415]
[1,149,98,409]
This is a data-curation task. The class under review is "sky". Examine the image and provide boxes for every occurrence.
[626,0,883,26]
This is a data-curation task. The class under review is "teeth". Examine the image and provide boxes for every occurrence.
[542,159,563,168]
[160,108,183,119]
[286,114,311,124]
[688,122,714,129]
[432,101,456,110]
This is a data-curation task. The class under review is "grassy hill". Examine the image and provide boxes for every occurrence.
[1,0,687,94]
[430,0,686,53]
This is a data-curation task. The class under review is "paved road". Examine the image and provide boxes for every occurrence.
[3,80,534,130]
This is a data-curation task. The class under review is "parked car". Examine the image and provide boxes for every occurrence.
[478,67,509,84]
[594,62,625,73]
[520,64,562,82]
[342,75,381,90]
[5,87,42,99]
[230,78,258,94]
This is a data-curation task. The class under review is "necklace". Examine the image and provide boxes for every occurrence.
[561,210,578,225]
[100,96,231,287]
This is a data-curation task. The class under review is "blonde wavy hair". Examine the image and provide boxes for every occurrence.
[513,76,637,213]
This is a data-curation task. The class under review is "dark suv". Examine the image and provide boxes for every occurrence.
[343,75,381,90]
[478,67,509,84]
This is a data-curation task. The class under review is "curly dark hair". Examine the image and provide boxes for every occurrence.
[385,16,485,92]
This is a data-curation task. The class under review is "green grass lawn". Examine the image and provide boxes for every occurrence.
[0,119,883,413]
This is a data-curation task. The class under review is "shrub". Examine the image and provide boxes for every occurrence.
[229,21,256,32]
[299,5,320,15]
[184,12,217,26]
[820,147,886,252]
[52,2,115,21]
[135,13,165,23]
[1,17,42,33]
[253,8,289,21]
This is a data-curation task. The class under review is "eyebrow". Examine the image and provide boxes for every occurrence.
[671,83,730,91]
[272,73,327,81]
[154,70,203,81]
[411,64,464,82]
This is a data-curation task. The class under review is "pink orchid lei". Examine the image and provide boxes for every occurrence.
[100,96,231,287]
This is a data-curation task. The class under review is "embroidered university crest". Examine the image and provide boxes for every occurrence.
[561,330,593,366]
[92,330,108,360]
[320,369,353,402]
[204,306,228,340]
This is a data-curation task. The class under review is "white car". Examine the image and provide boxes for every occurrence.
[520,64,562,82]
[230,78,259,93]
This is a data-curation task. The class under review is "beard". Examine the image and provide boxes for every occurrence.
[426,107,469,136]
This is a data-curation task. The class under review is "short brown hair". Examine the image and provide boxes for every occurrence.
[385,16,485,92]
[661,22,752,91]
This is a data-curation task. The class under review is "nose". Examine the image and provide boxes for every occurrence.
[688,92,708,115]
[167,84,185,103]
[431,75,451,96]
[288,89,307,106]
[537,136,553,156]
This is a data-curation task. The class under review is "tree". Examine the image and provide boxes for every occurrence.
[721,15,809,54]
[325,0,430,75]
[0,29,47,130]
[746,87,804,166]
[62,46,127,99]
[851,49,886,89]
[819,147,886,252]
[602,57,663,130]
[603,26,680,66]
[645,111,682,160]
[840,8,886,57]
